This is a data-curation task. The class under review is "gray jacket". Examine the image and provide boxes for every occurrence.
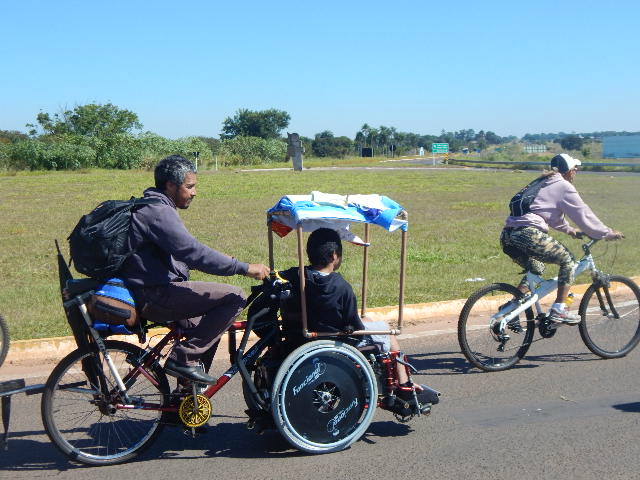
[119,188,249,287]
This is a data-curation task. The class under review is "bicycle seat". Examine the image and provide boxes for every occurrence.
[65,278,101,296]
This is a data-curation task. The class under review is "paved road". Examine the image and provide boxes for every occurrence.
[1,325,639,480]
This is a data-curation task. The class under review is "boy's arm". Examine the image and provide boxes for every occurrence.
[343,285,366,332]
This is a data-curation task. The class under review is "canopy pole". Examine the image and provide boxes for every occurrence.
[398,227,408,331]
[361,223,370,318]
[267,214,274,271]
[297,225,311,337]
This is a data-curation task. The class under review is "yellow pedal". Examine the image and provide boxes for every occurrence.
[178,394,212,428]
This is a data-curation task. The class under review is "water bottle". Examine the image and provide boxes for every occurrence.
[566,292,575,306]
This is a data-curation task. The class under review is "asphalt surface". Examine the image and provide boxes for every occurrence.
[1,323,639,480]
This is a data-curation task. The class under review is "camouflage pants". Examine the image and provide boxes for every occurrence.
[500,226,577,289]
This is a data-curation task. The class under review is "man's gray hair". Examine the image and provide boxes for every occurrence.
[154,155,197,190]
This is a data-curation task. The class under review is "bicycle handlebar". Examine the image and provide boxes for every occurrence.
[581,237,599,255]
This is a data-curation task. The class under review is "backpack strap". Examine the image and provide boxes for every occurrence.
[509,175,547,217]
[130,196,162,207]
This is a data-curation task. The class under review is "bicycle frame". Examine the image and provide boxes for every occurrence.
[66,289,278,414]
[114,326,276,413]
[494,239,600,329]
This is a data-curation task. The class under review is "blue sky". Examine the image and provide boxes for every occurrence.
[2,0,639,139]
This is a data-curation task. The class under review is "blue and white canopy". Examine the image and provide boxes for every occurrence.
[268,191,407,245]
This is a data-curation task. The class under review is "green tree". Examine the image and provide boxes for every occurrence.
[221,108,290,139]
[560,134,584,151]
[0,130,29,144]
[484,131,502,144]
[29,103,142,137]
[27,103,143,165]
[196,136,221,155]
[311,131,353,158]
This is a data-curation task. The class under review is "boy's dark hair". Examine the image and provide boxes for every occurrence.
[307,228,342,267]
[154,155,196,190]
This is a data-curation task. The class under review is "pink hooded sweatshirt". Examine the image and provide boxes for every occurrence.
[504,173,613,239]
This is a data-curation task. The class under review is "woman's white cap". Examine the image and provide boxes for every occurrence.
[550,153,582,173]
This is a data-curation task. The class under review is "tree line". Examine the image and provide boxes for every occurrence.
[1,103,638,170]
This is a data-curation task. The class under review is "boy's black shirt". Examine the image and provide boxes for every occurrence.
[280,267,366,333]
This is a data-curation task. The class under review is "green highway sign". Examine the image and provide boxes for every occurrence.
[431,143,449,153]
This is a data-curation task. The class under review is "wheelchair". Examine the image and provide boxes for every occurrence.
[239,274,439,453]
[239,194,441,453]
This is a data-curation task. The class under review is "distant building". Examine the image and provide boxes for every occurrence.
[524,144,547,153]
[603,135,640,158]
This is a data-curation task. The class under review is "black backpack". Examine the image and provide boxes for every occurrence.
[508,176,547,217]
[68,197,159,278]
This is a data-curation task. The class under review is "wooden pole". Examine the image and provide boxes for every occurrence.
[267,215,274,271]
[398,227,408,330]
[361,223,370,317]
[296,225,310,337]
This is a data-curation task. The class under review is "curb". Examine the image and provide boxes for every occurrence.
[6,275,639,363]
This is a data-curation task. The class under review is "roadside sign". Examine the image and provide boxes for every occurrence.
[432,143,449,153]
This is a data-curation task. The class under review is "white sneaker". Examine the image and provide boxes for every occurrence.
[548,308,581,325]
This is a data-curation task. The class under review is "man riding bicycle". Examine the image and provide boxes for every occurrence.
[119,155,270,385]
[500,153,624,325]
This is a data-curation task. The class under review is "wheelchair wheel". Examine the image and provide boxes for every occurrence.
[271,340,377,453]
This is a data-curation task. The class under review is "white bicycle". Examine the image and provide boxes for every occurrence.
[458,238,640,371]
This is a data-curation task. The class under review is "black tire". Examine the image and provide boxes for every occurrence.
[41,340,170,466]
[271,340,377,453]
[242,353,277,412]
[0,314,9,368]
[578,275,640,359]
[458,283,535,372]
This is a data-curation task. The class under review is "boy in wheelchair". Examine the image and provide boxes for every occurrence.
[279,228,439,415]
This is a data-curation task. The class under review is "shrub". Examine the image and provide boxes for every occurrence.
[218,136,286,166]
[138,133,212,170]
[8,139,96,170]
[0,143,9,170]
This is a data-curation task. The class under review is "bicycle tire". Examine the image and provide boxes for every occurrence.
[458,283,535,372]
[241,351,275,412]
[578,275,640,359]
[0,314,9,368]
[42,340,170,466]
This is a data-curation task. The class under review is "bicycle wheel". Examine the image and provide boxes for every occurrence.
[0,314,9,368]
[578,275,640,359]
[41,340,170,466]
[458,283,535,372]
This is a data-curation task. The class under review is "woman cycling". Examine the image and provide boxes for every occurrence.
[500,153,624,324]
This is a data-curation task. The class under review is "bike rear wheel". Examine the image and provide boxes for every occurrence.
[0,314,9,368]
[578,275,640,359]
[458,283,535,372]
[41,340,170,466]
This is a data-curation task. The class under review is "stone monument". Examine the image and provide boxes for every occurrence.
[287,133,304,171]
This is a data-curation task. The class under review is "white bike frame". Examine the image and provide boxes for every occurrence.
[492,241,599,330]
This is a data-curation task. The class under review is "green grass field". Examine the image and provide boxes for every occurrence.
[1,167,638,340]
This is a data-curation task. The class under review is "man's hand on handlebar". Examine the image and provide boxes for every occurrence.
[246,263,271,280]
[570,230,585,239]
[605,230,625,241]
